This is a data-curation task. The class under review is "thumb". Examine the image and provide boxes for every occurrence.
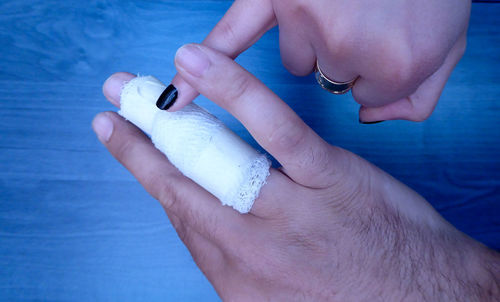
[167,0,276,112]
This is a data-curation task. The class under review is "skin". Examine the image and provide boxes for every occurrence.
[167,0,471,122]
[93,44,499,301]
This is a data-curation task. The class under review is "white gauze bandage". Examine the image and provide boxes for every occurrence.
[118,76,270,213]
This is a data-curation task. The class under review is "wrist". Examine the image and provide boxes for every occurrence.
[380,219,499,301]
[342,193,499,301]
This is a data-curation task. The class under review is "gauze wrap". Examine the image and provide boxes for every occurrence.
[118,76,270,213]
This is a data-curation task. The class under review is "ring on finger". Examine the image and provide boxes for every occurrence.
[315,61,358,95]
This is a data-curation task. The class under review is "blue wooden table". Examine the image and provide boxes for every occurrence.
[1,1,499,301]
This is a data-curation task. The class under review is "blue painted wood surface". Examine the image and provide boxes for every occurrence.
[0,1,499,301]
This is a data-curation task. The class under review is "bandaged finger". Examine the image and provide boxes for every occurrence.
[118,75,270,213]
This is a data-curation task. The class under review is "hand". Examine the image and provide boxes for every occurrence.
[93,44,498,300]
[167,0,470,122]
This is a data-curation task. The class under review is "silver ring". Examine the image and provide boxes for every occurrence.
[315,61,358,95]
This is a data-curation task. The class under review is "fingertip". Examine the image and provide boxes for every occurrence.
[92,112,114,143]
[174,43,211,78]
[167,73,200,112]
[103,72,136,108]
[358,106,388,123]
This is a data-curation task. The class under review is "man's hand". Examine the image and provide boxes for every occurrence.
[93,44,498,300]
[167,0,470,123]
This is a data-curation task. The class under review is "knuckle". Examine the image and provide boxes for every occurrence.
[324,31,350,60]
[321,17,353,59]
[156,175,183,211]
[374,32,420,84]
[173,219,190,245]
[382,36,449,88]
[291,0,309,12]
[299,145,332,175]
[221,70,254,107]
[265,118,332,173]
[212,19,238,53]
[381,47,416,86]
[373,39,425,101]
[412,46,446,81]
[267,118,308,154]
[202,213,223,243]
[169,214,182,231]
[115,138,138,164]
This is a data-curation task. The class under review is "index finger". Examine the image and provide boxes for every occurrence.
[174,44,342,188]
[168,0,276,111]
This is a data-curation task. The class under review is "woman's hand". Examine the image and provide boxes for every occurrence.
[94,44,498,301]
[168,0,471,122]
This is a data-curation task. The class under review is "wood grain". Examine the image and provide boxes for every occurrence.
[0,1,499,301]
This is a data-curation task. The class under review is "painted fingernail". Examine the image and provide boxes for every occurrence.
[156,84,178,110]
[92,113,113,142]
[359,119,385,124]
[175,44,210,77]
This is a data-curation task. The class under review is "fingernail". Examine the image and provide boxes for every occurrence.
[175,44,210,77]
[359,119,385,124]
[92,113,113,142]
[156,84,178,110]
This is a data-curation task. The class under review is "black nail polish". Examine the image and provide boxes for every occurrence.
[156,84,178,110]
[359,119,385,124]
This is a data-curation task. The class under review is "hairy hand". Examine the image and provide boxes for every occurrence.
[168,0,470,122]
[93,44,498,301]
